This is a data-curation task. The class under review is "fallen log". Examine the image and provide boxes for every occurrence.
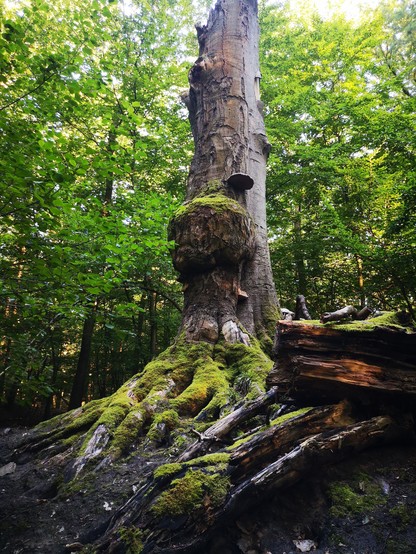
[268,313,416,405]
[228,402,352,478]
[357,306,372,320]
[320,305,357,323]
[178,387,279,462]
[94,410,412,554]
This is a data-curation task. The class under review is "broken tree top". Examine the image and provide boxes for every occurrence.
[268,312,416,405]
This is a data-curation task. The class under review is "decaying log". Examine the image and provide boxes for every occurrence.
[320,305,358,323]
[222,414,412,520]
[178,387,279,462]
[295,295,311,320]
[228,402,352,478]
[357,306,372,320]
[94,410,412,554]
[268,319,416,404]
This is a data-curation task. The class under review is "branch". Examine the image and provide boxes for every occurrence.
[0,72,57,112]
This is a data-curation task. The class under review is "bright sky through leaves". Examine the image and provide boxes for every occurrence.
[294,0,380,19]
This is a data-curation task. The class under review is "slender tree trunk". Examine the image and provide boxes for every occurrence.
[149,291,158,359]
[170,0,278,344]
[0,337,11,399]
[43,334,60,419]
[294,206,307,296]
[69,306,97,409]
[355,254,365,308]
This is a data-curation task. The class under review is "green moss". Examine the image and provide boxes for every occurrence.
[173,192,247,220]
[34,399,105,432]
[43,330,275,467]
[260,304,282,353]
[151,469,230,518]
[111,408,147,456]
[79,390,135,456]
[146,409,180,442]
[226,408,311,451]
[329,473,386,518]
[270,407,312,426]
[118,526,144,554]
[227,433,254,450]
[225,337,273,400]
[132,347,179,401]
[171,350,230,417]
[152,431,230,480]
[153,463,183,481]
[64,399,110,434]
[389,502,415,530]
[188,452,231,467]
[195,179,226,197]
[304,312,414,333]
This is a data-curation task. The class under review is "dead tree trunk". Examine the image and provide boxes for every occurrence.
[268,318,416,404]
[169,0,278,344]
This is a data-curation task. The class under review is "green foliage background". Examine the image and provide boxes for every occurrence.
[0,0,414,413]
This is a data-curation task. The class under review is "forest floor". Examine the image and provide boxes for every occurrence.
[1,423,416,554]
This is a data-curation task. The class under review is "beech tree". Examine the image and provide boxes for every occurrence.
[2,2,416,554]
[169,0,279,346]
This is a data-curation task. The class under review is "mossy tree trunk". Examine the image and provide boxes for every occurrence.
[169,0,278,346]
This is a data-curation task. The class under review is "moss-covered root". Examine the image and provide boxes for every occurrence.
[54,339,229,476]
[71,336,272,471]
[14,396,110,457]
[24,333,273,481]
[98,453,232,553]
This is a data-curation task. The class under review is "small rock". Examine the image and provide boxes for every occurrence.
[293,539,317,552]
[0,462,16,477]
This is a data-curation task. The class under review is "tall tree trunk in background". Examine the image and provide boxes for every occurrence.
[170,0,278,344]
[43,334,60,419]
[149,291,158,359]
[294,205,307,296]
[68,304,97,409]
[356,254,365,308]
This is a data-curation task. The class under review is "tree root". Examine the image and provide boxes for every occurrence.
[10,335,273,480]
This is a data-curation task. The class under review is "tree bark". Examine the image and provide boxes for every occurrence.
[170,0,278,344]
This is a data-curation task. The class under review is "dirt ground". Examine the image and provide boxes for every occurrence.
[1,425,416,554]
